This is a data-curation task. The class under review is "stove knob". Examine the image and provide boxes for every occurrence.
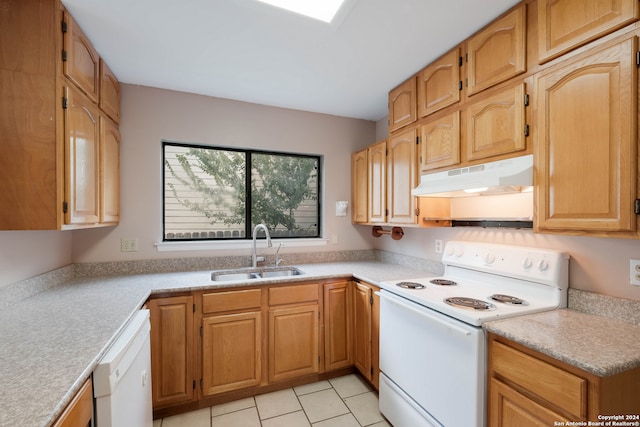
[538,259,549,271]
[446,247,455,256]
[485,253,496,264]
[522,257,533,269]
[455,247,464,257]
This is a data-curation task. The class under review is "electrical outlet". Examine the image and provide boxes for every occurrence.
[435,239,443,254]
[121,238,138,252]
[630,259,640,286]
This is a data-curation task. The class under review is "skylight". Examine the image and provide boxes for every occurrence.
[255,0,346,23]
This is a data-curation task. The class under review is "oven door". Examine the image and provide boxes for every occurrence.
[379,290,485,427]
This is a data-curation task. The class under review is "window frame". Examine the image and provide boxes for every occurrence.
[162,140,323,242]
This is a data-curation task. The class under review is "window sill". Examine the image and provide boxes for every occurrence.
[154,238,328,252]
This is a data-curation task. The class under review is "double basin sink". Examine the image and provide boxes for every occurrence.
[211,266,305,282]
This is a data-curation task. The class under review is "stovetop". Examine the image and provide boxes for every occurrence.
[380,241,569,326]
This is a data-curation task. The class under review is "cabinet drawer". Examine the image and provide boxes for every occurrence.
[269,284,318,306]
[52,378,93,427]
[491,341,586,419]
[203,289,262,314]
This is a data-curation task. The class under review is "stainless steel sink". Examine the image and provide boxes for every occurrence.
[211,271,260,281]
[257,267,304,278]
[210,266,304,282]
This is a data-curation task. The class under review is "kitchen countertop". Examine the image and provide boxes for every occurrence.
[484,309,640,377]
[0,261,434,427]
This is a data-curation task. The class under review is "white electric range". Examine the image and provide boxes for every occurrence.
[377,241,569,427]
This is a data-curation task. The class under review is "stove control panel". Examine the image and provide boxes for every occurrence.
[442,241,569,286]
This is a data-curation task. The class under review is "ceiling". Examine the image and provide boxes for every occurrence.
[61,0,520,121]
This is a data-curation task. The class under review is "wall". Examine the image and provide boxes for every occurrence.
[372,117,640,301]
[72,84,376,262]
[0,231,72,288]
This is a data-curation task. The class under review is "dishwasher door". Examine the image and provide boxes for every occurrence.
[93,309,153,427]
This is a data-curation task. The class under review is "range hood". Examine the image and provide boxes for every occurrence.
[414,155,534,228]
[412,154,533,197]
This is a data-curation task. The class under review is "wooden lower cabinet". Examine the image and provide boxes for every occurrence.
[148,295,196,408]
[201,311,262,396]
[488,333,640,425]
[52,378,93,427]
[268,304,319,382]
[150,279,381,416]
[352,280,380,389]
[324,281,352,371]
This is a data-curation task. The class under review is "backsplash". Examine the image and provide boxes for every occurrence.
[568,289,640,327]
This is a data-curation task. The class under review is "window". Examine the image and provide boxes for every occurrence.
[163,142,321,241]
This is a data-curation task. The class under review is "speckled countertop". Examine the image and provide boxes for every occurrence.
[0,261,435,427]
[483,309,640,376]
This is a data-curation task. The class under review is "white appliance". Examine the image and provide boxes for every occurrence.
[94,309,153,427]
[378,241,569,427]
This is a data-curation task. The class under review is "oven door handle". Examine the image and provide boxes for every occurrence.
[377,291,472,337]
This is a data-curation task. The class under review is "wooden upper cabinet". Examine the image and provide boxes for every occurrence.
[388,77,417,132]
[99,59,121,124]
[466,4,526,96]
[535,36,637,233]
[538,0,640,64]
[418,47,461,117]
[64,85,100,226]
[387,128,418,224]
[100,116,120,224]
[464,83,527,162]
[419,110,460,172]
[368,140,387,223]
[351,149,368,224]
[63,11,100,102]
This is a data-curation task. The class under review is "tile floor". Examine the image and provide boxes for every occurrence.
[153,374,391,427]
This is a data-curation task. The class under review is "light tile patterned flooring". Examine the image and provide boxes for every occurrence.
[153,374,391,427]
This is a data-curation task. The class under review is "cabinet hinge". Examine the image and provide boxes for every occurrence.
[200,326,203,336]
[61,49,67,62]
[62,97,68,109]
[415,136,419,145]
[369,295,373,305]
[61,20,67,33]
[636,51,640,67]
[524,124,530,137]
[459,81,463,91]
[200,378,203,389]
[62,201,68,214]
[193,303,196,313]
[465,52,468,62]
[635,199,640,214]
[524,94,530,106]
[193,380,196,389]
[458,56,463,66]
[415,207,420,217]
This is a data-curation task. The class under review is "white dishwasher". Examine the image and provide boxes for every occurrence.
[93,309,153,427]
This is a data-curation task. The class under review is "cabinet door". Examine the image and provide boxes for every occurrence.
[387,128,418,224]
[535,37,637,232]
[466,5,526,96]
[64,85,100,226]
[418,47,461,117]
[148,296,195,408]
[419,110,460,172]
[538,0,640,63]
[368,140,387,223]
[52,378,93,427]
[464,83,526,162]
[352,282,372,382]
[489,378,565,427]
[389,77,417,132]
[268,305,319,382]
[324,281,352,371]
[99,59,121,124]
[100,116,120,224]
[63,11,99,102]
[202,311,262,396]
[351,149,368,223]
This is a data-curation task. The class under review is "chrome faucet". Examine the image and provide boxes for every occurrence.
[252,223,272,268]
[274,242,284,267]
